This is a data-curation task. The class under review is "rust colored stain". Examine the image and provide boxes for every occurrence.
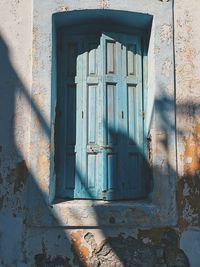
[36,138,50,191]
[177,124,200,230]
[183,124,200,176]
[71,231,91,267]
[13,160,28,193]
[33,92,45,111]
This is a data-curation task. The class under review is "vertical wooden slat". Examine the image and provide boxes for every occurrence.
[127,44,136,76]
[106,41,115,74]
[64,40,78,197]
[67,43,77,77]
[136,40,144,149]
[88,85,96,144]
[88,43,97,75]
[81,40,89,195]
[56,33,66,196]
[65,153,75,190]
[107,154,117,190]
[106,84,116,145]
[66,85,76,145]
[88,154,96,189]
[77,36,101,199]
[127,85,136,144]
[74,39,84,198]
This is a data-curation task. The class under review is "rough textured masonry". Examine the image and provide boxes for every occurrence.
[0,0,200,266]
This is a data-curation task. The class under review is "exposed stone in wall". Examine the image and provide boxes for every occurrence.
[31,228,189,267]
[88,235,158,267]
[69,231,189,267]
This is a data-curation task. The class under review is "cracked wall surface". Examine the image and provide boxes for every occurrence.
[175,0,200,266]
[0,0,200,266]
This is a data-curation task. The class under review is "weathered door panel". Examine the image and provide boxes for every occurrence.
[76,36,102,199]
[102,33,145,200]
[120,33,145,199]
[56,35,79,198]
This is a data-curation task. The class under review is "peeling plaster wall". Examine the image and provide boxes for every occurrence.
[175,0,200,266]
[175,0,200,228]
[0,0,32,266]
[0,0,200,266]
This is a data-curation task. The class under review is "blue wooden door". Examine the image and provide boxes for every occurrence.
[56,34,103,199]
[101,33,145,200]
[56,34,81,198]
[56,32,145,200]
[75,36,102,199]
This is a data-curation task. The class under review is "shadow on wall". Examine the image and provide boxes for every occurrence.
[0,34,191,267]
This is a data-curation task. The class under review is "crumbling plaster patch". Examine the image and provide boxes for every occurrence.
[160,24,172,44]
[162,59,172,78]
[98,0,110,9]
